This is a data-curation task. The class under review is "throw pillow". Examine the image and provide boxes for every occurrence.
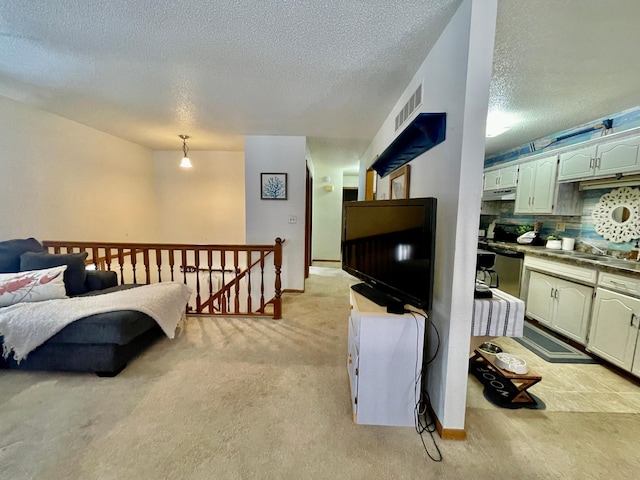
[0,238,45,273]
[20,252,89,296]
[0,265,68,307]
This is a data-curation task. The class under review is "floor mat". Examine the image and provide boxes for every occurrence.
[513,322,598,364]
[469,361,546,410]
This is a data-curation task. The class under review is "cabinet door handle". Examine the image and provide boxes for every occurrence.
[596,157,601,169]
[550,288,555,298]
[631,313,637,327]
[589,157,594,169]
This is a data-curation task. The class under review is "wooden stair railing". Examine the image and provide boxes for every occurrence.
[42,239,284,319]
[200,249,276,315]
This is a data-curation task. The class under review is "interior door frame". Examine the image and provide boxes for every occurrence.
[304,164,312,278]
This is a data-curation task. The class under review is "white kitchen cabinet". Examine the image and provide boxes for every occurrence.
[515,154,582,215]
[633,325,640,378]
[597,134,640,177]
[588,288,640,371]
[483,164,519,191]
[525,270,593,344]
[558,145,598,182]
[558,133,640,182]
[587,271,640,374]
[515,155,557,214]
[347,289,424,427]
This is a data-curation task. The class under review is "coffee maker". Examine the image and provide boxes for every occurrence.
[476,249,497,298]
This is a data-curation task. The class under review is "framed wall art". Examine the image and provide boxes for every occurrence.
[389,165,410,200]
[261,173,288,200]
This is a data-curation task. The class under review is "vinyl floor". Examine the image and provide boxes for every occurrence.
[467,336,640,413]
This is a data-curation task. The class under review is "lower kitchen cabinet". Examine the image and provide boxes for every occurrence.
[347,290,424,427]
[588,287,640,372]
[526,270,593,344]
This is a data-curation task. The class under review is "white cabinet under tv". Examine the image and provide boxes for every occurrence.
[347,289,425,427]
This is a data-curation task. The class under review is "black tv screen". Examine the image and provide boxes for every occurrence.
[342,197,437,311]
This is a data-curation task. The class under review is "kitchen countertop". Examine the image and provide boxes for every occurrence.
[485,240,640,277]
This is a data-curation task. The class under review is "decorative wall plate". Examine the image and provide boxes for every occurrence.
[592,186,640,243]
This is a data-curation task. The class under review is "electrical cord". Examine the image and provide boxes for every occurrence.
[408,310,443,462]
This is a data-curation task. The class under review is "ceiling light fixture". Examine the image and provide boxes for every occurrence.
[179,134,192,168]
[486,111,518,138]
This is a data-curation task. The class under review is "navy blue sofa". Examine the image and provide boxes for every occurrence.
[0,238,162,376]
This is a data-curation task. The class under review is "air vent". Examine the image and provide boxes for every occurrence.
[395,84,422,132]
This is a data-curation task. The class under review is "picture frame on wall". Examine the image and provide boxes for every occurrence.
[389,165,410,199]
[261,173,288,200]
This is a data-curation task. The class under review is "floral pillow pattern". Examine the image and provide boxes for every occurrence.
[0,265,68,307]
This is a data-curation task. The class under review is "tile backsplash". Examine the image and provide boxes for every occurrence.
[480,187,638,253]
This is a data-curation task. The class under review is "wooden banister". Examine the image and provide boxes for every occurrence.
[41,239,284,319]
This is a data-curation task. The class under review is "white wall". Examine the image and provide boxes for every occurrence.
[312,165,345,261]
[244,136,307,291]
[153,151,246,244]
[364,0,497,430]
[0,95,158,242]
[343,173,359,188]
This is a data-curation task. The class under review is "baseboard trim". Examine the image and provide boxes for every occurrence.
[283,289,304,294]
[312,259,341,263]
[429,404,467,441]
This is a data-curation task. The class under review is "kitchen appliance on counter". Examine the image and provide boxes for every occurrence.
[478,223,526,298]
[476,249,497,298]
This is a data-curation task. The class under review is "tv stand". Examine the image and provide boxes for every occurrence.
[347,289,425,426]
[350,282,401,308]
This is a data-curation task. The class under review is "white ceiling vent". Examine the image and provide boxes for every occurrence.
[395,84,422,131]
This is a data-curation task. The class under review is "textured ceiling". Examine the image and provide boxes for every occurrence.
[0,0,639,171]
[486,0,640,157]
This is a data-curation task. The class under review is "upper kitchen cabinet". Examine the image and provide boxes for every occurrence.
[483,164,519,191]
[558,133,640,182]
[557,144,598,181]
[515,154,582,215]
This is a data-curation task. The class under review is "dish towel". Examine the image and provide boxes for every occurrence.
[0,282,192,362]
[471,288,525,337]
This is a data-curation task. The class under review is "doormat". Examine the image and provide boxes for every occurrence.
[469,361,545,410]
[513,322,598,364]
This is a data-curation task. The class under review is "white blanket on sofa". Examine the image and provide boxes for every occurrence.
[0,282,192,362]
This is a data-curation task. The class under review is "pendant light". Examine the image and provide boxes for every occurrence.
[179,134,192,168]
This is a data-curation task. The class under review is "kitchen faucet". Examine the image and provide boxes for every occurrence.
[582,240,607,256]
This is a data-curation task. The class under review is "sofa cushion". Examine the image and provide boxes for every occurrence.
[84,270,119,292]
[43,309,158,345]
[0,265,68,307]
[0,238,45,273]
[20,252,89,296]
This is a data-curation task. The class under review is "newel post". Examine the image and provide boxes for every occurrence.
[273,237,283,319]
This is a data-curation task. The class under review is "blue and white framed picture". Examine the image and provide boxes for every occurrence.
[261,173,288,200]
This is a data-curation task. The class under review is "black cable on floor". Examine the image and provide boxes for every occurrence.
[408,310,443,462]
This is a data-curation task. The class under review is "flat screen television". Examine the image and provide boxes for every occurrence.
[342,197,437,311]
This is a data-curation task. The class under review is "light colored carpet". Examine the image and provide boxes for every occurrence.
[2,265,640,479]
